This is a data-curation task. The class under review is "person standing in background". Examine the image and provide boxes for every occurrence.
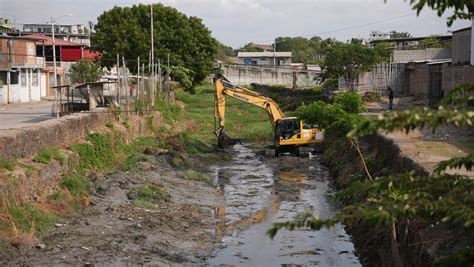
[388,87,394,111]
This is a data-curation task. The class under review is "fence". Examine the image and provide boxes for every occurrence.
[221,64,320,88]
[338,63,406,96]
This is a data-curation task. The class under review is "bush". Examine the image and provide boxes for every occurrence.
[33,147,66,165]
[296,100,365,137]
[60,174,90,197]
[0,157,16,171]
[363,91,382,102]
[333,92,366,114]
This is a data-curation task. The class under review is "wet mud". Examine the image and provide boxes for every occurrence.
[2,145,360,266]
[207,144,360,266]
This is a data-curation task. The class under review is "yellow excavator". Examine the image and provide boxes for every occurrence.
[214,75,324,156]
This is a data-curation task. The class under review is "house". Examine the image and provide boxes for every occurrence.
[393,48,452,63]
[369,31,391,42]
[0,36,47,104]
[237,52,292,66]
[370,35,452,50]
[0,18,17,33]
[22,23,90,46]
[20,34,101,84]
[452,26,472,65]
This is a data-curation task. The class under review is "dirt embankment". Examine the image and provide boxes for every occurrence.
[1,149,224,266]
[321,134,470,266]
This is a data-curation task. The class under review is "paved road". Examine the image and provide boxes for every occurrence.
[0,101,55,130]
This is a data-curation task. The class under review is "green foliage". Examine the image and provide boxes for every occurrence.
[216,41,236,60]
[333,92,367,114]
[408,0,473,26]
[0,157,16,171]
[122,154,150,172]
[182,170,211,183]
[164,65,194,93]
[296,100,365,137]
[8,203,56,234]
[271,83,474,263]
[129,184,167,202]
[390,31,412,39]
[322,43,380,91]
[176,132,210,154]
[70,133,115,172]
[238,42,265,52]
[419,35,452,49]
[363,91,382,103]
[373,42,393,62]
[69,59,103,84]
[60,174,90,197]
[33,147,66,165]
[272,36,341,64]
[93,3,217,86]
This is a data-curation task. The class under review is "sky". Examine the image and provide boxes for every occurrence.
[1,0,471,48]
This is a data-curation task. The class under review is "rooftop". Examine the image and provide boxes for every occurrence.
[20,34,86,47]
[237,51,292,58]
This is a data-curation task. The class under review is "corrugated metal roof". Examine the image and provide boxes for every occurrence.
[20,34,85,47]
[237,52,292,58]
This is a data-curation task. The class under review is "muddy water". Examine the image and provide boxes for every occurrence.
[207,144,360,266]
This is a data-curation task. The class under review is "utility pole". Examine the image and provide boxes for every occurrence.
[51,16,59,118]
[137,56,140,103]
[273,40,276,67]
[122,56,128,106]
[150,5,155,106]
[116,53,120,104]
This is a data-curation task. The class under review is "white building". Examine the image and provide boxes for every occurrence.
[237,52,292,66]
[369,31,391,42]
[23,23,90,46]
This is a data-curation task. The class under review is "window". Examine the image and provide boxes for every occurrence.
[32,69,39,86]
[10,70,19,85]
[20,69,26,87]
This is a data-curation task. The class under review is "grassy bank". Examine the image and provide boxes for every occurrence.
[176,84,272,144]
[0,109,210,245]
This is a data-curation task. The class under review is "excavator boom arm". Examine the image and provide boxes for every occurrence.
[214,76,285,134]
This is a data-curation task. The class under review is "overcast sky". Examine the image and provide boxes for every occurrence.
[1,0,471,48]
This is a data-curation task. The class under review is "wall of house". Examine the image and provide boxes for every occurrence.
[452,30,471,65]
[393,48,452,63]
[405,65,430,97]
[442,65,474,94]
[222,64,319,87]
[237,57,291,66]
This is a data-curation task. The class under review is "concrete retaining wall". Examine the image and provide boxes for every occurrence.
[0,110,113,159]
[222,64,320,87]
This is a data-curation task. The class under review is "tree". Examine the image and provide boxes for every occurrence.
[408,0,473,26]
[374,42,393,62]
[321,43,379,91]
[390,31,412,39]
[268,1,474,262]
[238,43,264,52]
[92,3,217,90]
[216,41,236,61]
[419,35,452,49]
[275,37,315,63]
[69,59,103,84]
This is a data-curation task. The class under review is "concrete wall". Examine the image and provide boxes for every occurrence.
[442,65,474,94]
[452,29,471,65]
[405,64,430,97]
[393,48,452,63]
[0,110,113,159]
[222,64,319,87]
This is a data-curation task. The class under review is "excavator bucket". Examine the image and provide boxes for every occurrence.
[214,128,241,149]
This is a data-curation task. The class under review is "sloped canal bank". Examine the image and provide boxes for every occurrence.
[207,144,360,266]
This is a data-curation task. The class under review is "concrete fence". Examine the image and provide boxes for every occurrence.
[221,64,320,87]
